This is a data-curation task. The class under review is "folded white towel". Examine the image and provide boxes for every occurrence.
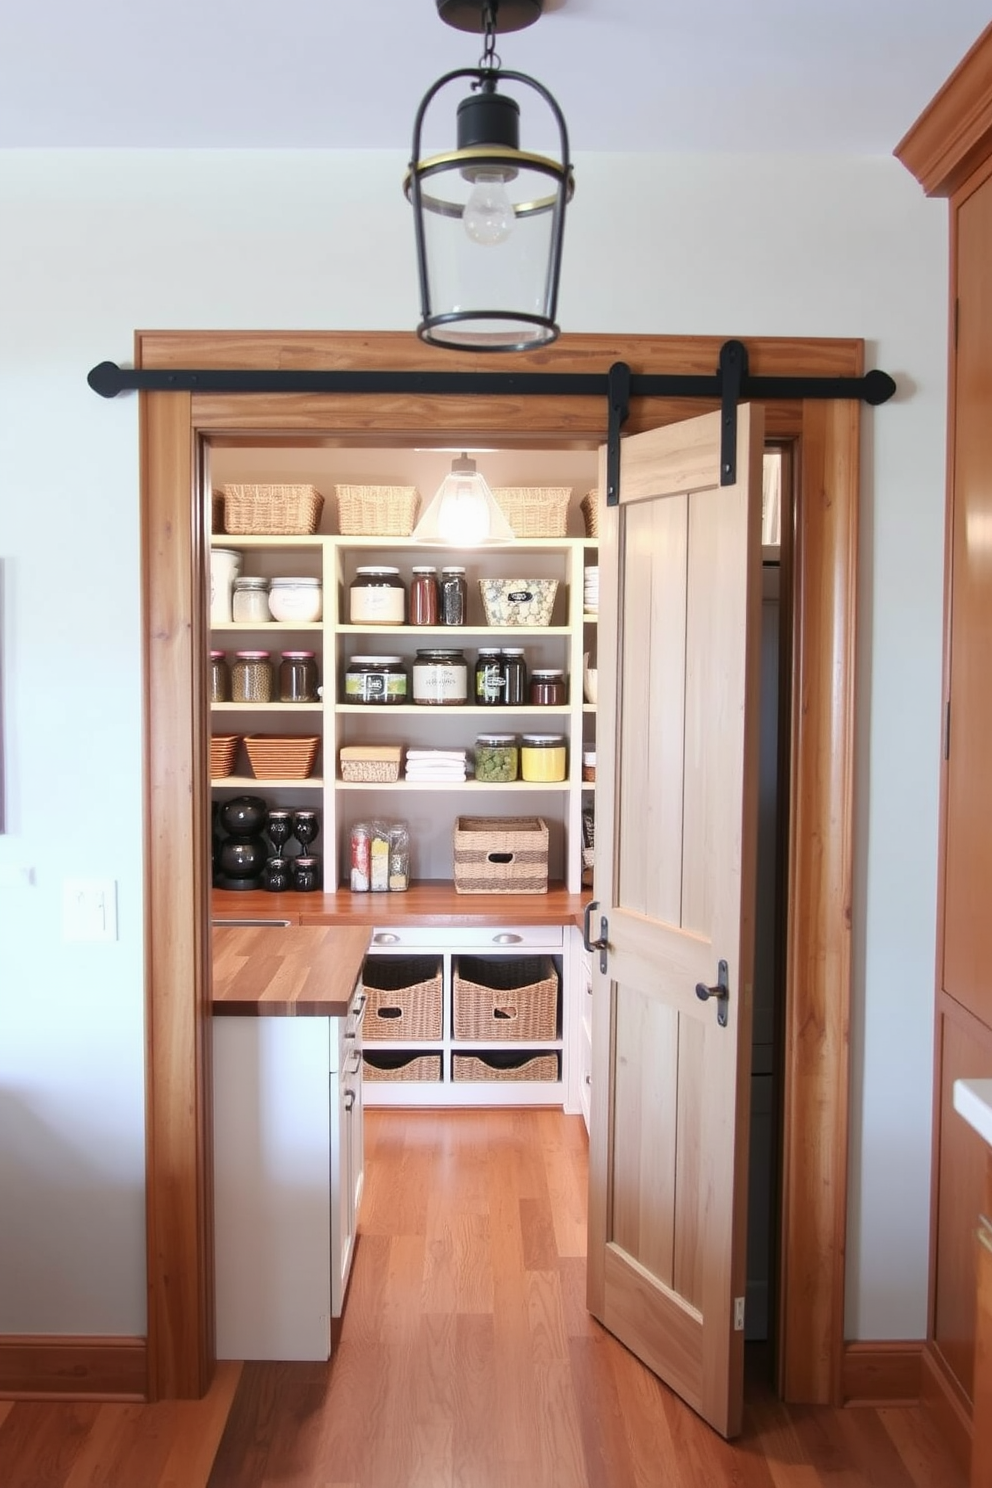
[405,749,468,762]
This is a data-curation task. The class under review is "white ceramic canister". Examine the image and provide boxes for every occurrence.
[268,576,322,623]
[210,547,243,624]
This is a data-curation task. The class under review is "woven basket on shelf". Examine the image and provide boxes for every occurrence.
[210,734,240,778]
[221,484,324,536]
[334,484,420,537]
[362,956,443,1041]
[243,734,320,780]
[452,955,559,1042]
[491,486,571,538]
[211,491,226,534]
[363,1052,442,1083]
[580,489,599,537]
[453,815,549,894]
[452,1052,559,1083]
[339,745,402,783]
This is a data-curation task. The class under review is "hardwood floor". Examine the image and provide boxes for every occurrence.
[0,1108,968,1487]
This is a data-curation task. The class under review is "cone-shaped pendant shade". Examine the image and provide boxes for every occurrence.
[412,454,515,545]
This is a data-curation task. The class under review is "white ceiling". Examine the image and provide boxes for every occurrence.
[0,0,987,155]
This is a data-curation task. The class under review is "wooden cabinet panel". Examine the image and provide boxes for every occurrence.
[934,1007,992,1397]
[943,171,992,1025]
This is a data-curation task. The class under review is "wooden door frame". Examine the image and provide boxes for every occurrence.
[137,329,860,1403]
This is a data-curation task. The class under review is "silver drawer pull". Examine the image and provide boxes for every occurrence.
[344,1090,356,1112]
[345,992,367,1035]
[373,932,400,945]
[346,1050,362,1075]
[492,933,523,945]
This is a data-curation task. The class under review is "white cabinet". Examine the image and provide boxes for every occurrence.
[212,981,364,1361]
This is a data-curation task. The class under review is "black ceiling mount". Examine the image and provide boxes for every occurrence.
[86,340,896,500]
[436,0,543,33]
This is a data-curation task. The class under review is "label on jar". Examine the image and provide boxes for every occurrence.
[345,668,407,703]
[413,660,467,704]
[350,585,405,625]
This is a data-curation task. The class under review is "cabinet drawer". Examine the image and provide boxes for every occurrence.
[369,924,564,951]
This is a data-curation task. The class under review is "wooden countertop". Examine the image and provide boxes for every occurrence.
[212,924,372,1017]
[212,882,589,929]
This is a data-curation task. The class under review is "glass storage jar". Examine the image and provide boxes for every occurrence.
[412,649,468,705]
[232,575,271,623]
[278,650,319,702]
[210,650,230,703]
[474,648,504,705]
[268,577,322,623]
[501,647,527,705]
[440,565,467,625]
[345,655,408,704]
[231,650,273,703]
[349,566,405,625]
[410,566,439,626]
[474,733,519,783]
[529,668,566,706]
[520,733,567,782]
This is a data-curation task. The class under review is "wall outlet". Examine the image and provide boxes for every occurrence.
[62,878,118,942]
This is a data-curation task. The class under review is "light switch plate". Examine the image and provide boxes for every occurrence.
[62,878,118,942]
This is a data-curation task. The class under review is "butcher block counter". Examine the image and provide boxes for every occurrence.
[212,882,588,929]
[211,923,372,1016]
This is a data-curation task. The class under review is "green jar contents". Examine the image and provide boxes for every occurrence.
[231,650,273,702]
[520,733,567,782]
[474,734,519,783]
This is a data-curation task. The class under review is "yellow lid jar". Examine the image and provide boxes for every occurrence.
[520,733,567,783]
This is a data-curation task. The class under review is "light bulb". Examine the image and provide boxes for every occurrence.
[438,478,491,544]
[463,172,515,246]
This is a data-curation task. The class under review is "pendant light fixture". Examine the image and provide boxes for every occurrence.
[413,452,516,544]
[405,0,574,352]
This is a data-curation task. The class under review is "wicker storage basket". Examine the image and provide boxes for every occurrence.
[452,1051,559,1083]
[339,745,402,783]
[580,489,600,537]
[491,487,571,538]
[362,956,443,1041]
[221,484,324,536]
[453,955,559,1041]
[334,484,420,537]
[479,577,558,627]
[363,1051,442,1083]
[453,815,549,894]
[244,734,320,779]
[210,734,240,778]
[211,491,226,534]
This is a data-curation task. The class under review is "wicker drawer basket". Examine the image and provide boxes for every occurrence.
[221,484,324,535]
[334,484,420,536]
[491,486,571,538]
[362,956,443,1041]
[452,1051,560,1083]
[363,1051,442,1083]
[580,489,599,537]
[453,955,559,1041]
[453,815,549,895]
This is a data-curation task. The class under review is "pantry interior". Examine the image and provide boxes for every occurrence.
[207,435,788,1345]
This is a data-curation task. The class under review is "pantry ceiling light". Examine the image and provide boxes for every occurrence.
[413,452,516,544]
[404,0,573,352]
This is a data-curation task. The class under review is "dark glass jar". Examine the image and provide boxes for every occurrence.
[264,857,291,892]
[501,647,527,705]
[475,647,504,705]
[440,565,467,625]
[291,855,321,892]
[278,650,319,702]
[529,668,566,706]
[410,566,439,626]
[345,655,408,704]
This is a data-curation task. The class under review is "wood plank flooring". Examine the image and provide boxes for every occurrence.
[0,1108,968,1488]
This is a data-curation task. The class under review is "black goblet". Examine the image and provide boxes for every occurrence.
[292,810,320,853]
[266,810,293,853]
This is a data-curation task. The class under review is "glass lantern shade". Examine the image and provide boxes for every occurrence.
[413,454,515,545]
[406,68,573,352]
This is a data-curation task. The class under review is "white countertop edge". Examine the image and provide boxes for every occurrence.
[953,1078,992,1147]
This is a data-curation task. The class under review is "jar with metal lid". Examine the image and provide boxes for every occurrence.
[475,647,504,705]
[231,650,273,703]
[210,650,230,703]
[529,668,566,706]
[232,575,271,624]
[501,647,527,705]
[440,566,467,625]
[412,649,468,705]
[345,655,408,704]
[268,576,322,623]
[520,733,567,782]
[278,650,319,703]
[291,855,321,892]
[475,733,519,783]
[350,566,405,625]
[410,565,439,626]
